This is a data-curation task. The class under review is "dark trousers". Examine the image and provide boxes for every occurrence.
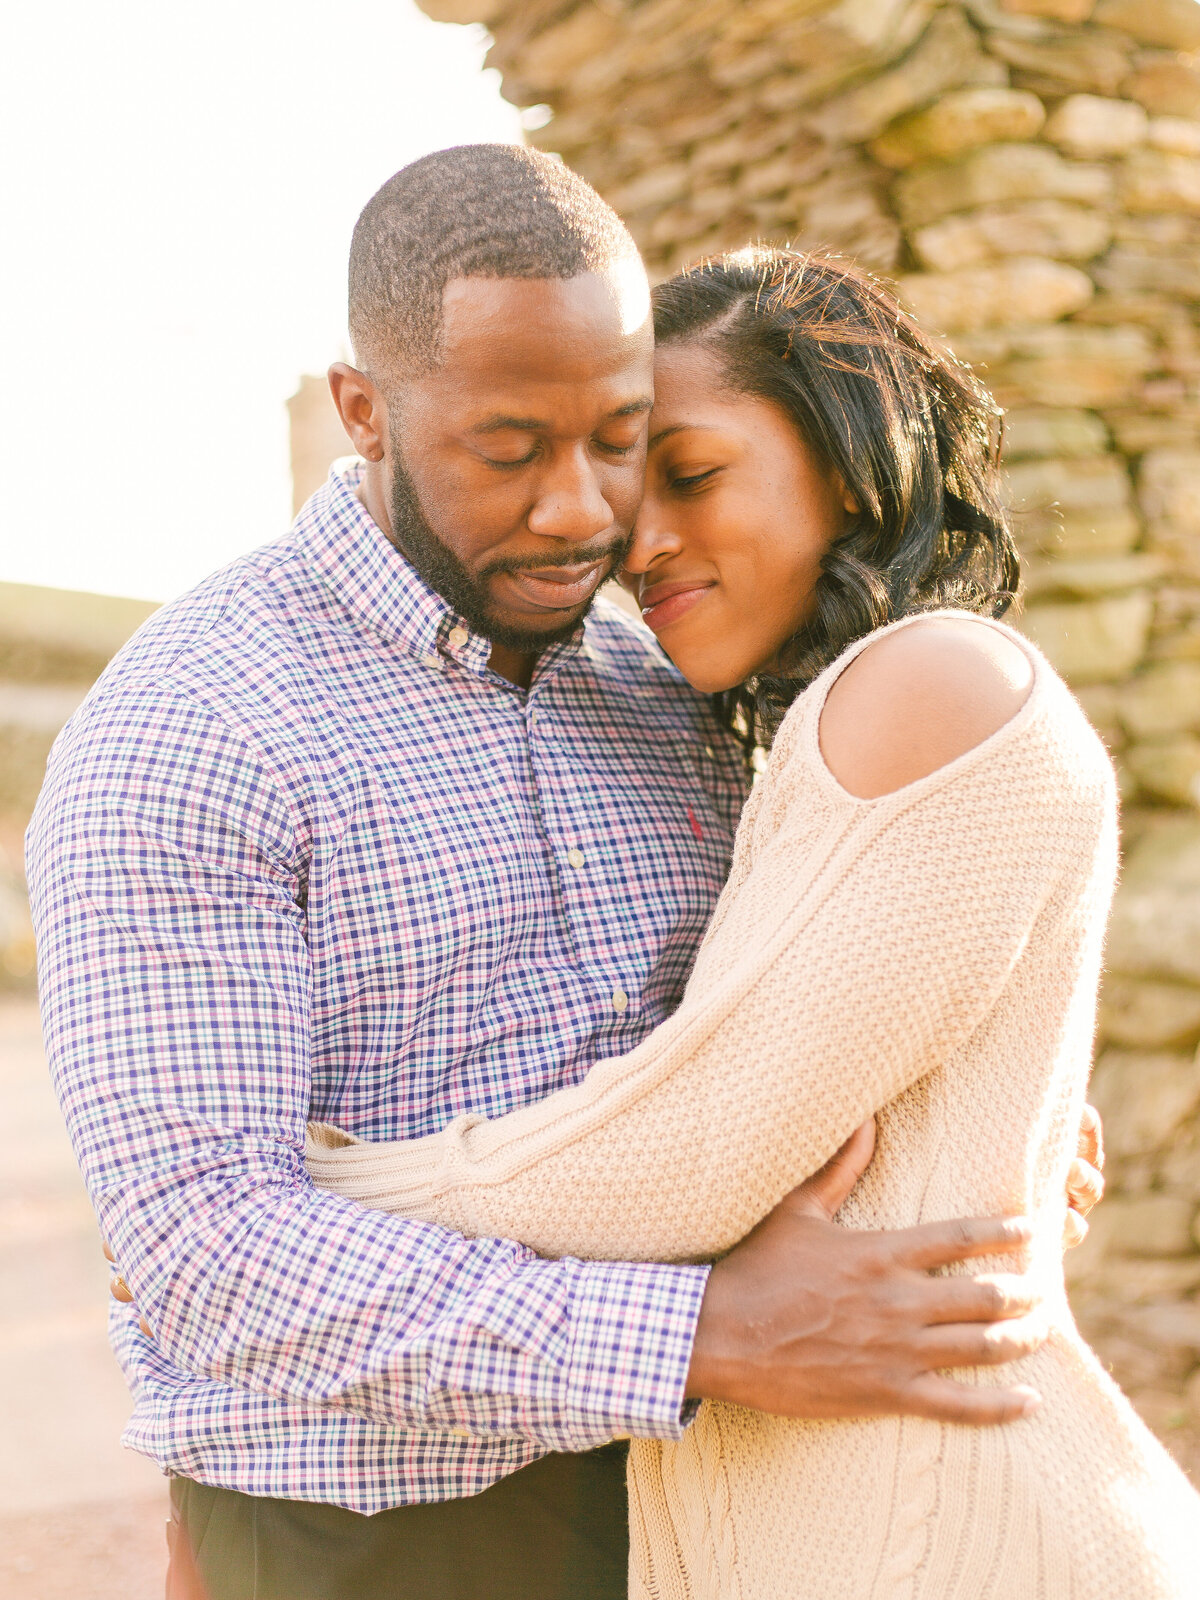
[166,1441,629,1600]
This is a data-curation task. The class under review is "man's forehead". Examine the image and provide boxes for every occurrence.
[439,267,653,369]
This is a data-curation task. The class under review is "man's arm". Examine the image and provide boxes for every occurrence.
[114,1107,1103,1413]
[29,679,707,1448]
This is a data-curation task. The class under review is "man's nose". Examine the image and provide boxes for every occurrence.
[526,446,614,543]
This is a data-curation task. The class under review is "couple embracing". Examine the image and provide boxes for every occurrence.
[30,145,1200,1597]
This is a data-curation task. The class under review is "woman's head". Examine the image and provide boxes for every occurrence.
[625,247,1018,741]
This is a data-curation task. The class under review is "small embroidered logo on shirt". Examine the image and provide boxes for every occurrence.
[687,805,704,842]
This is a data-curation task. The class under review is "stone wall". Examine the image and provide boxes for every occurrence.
[417,0,1200,1474]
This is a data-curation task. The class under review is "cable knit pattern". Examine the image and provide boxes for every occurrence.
[307,613,1200,1597]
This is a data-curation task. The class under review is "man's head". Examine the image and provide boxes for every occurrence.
[330,145,654,658]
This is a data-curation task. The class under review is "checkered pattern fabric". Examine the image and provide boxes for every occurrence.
[27,461,748,1512]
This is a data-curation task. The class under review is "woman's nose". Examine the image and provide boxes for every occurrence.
[622,504,683,575]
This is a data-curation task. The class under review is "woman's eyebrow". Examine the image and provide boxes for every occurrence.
[649,422,722,447]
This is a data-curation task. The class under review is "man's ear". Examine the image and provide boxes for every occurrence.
[328,364,386,463]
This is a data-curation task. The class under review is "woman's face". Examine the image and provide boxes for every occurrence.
[622,340,853,694]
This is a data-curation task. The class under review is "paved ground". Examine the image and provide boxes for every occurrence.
[0,997,167,1599]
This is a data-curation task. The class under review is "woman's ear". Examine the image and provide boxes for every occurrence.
[833,471,859,516]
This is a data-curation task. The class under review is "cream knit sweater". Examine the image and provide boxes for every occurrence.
[307,614,1200,1598]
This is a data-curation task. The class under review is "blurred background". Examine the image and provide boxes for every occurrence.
[4,0,1200,1593]
[0,3,521,1593]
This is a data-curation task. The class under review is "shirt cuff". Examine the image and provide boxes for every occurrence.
[567,1259,710,1444]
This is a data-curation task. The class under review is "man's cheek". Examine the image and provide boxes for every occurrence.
[607,468,648,532]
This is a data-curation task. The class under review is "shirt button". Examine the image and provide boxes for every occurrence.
[567,848,586,869]
[612,988,629,1013]
[448,626,469,650]
[421,653,441,670]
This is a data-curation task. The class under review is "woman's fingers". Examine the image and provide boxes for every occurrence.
[1067,1154,1104,1217]
[1077,1101,1105,1171]
[1062,1209,1089,1249]
[110,1273,134,1304]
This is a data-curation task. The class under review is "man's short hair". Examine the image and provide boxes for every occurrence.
[348,144,639,380]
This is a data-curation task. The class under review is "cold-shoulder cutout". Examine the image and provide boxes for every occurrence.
[818,615,1035,801]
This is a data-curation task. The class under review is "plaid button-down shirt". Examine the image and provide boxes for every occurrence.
[27,461,748,1512]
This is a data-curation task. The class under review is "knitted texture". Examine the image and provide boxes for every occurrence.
[307,614,1200,1597]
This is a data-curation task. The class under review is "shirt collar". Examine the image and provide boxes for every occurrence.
[295,458,583,682]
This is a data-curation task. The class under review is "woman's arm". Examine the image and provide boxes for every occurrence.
[308,623,1073,1264]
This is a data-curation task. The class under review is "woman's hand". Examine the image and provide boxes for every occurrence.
[1064,1102,1105,1248]
[102,1237,153,1338]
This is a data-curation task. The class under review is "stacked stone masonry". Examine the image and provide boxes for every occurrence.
[419,0,1200,1476]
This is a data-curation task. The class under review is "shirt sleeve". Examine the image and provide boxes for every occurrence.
[26,677,707,1449]
[305,711,1086,1264]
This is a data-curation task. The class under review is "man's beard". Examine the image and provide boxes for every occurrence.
[385,454,629,654]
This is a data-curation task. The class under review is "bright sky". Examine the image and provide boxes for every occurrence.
[0,1,523,602]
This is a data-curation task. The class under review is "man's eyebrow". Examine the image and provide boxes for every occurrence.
[471,415,548,435]
[470,398,653,435]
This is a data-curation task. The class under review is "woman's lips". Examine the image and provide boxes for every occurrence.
[499,563,606,612]
[640,583,714,633]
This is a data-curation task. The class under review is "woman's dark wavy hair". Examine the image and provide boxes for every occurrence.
[650,246,1019,753]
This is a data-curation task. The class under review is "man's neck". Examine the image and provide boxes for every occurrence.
[487,642,537,691]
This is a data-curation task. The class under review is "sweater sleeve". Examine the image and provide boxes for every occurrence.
[307,716,1072,1264]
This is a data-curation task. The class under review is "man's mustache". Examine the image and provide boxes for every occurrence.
[480,537,631,579]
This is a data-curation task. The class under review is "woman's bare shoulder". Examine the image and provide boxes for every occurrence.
[818,616,1035,800]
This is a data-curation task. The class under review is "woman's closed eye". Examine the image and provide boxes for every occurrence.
[669,466,721,492]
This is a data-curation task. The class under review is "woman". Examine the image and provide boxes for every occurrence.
[307,248,1200,1596]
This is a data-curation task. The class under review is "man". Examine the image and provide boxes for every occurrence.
[29,146,1100,1600]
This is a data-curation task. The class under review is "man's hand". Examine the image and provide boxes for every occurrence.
[1064,1102,1105,1248]
[685,1121,1045,1425]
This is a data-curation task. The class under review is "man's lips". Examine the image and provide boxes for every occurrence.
[640,579,715,633]
[494,561,609,613]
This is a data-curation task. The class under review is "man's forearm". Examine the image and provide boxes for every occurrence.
[105,1165,710,1449]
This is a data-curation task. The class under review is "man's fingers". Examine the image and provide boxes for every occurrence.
[1067,1155,1104,1217]
[910,1272,1039,1326]
[110,1274,134,1304]
[902,1373,1041,1427]
[893,1215,1032,1272]
[790,1120,877,1221]
[920,1312,1048,1370]
[1077,1102,1104,1171]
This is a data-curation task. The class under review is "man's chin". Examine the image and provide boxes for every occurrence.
[481,600,593,655]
